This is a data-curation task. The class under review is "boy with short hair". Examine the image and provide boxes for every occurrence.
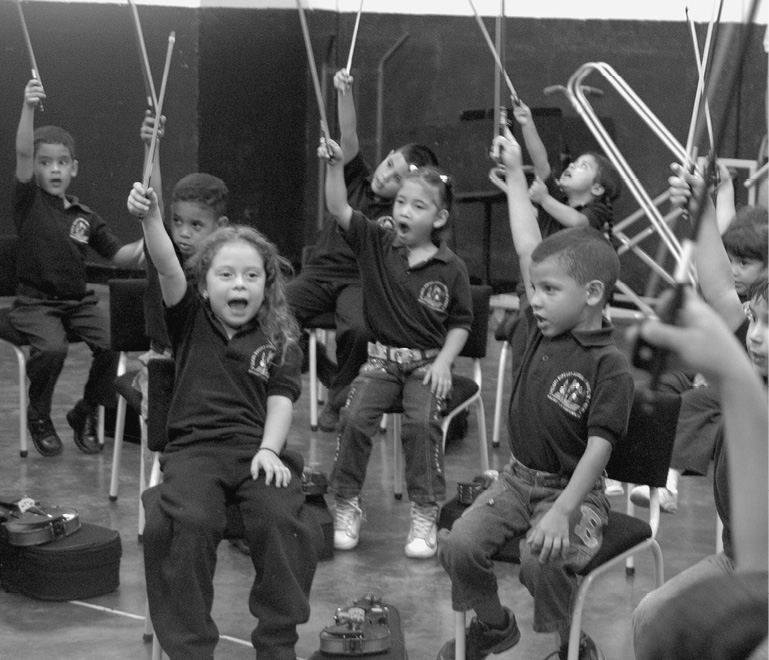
[512,102,621,239]
[286,68,439,432]
[11,78,144,457]
[437,126,633,660]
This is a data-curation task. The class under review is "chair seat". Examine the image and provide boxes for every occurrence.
[579,510,652,575]
[307,311,336,330]
[114,370,142,413]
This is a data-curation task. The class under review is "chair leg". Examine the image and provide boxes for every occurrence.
[392,414,403,499]
[137,415,149,541]
[492,341,509,448]
[475,399,490,472]
[625,486,635,575]
[455,610,467,660]
[309,329,319,431]
[109,396,127,501]
[567,572,596,660]
[14,346,28,458]
[143,598,154,642]
[97,405,106,448]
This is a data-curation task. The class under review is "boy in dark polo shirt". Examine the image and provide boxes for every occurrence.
[10,79,144,457]
[320,137,472,559]
[436,127,633,660]
[287,68,438,432]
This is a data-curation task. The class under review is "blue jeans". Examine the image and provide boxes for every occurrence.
[438,457,609,634]
[331,356,446,505]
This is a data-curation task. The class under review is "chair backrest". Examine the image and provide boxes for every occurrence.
[0,235,19,297]
[605,388,681,487]
[147,356,176,452]
[108,279,149,353]
[460,285,493,359]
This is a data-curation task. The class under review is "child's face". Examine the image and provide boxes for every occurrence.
[171,201,224,257]
[33,143,77,198]
[371,150,410,199]
[745,296,768,378]
[202,240,265,338]
[558,155,600,197]
[728,253,766,298]
[528,256,595,337]
[392,180,447,249]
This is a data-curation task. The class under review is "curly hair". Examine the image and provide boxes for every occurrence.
[185,225,299,362]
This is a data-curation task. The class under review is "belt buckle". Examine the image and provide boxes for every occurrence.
[394,348,413,364]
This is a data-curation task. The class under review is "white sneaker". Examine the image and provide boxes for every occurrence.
[604,478,624,496]
[334,496,364,550]
[630,485,678,513]
[405,502,439,558]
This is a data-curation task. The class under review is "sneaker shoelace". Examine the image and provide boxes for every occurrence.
[410,504,437,540]
[335,498,363,532]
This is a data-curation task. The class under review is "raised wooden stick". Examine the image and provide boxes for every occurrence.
[128,0,158,111]
[143,32,175,189]
[346,0,365,73]
[467,0,518,104]
[14,0,43,111]
[686,7,715,154]
[296,0,331,143]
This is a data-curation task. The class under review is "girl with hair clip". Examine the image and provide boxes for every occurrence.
[127,183,320,660]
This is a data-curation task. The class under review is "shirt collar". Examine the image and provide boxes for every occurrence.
[570,319,615,347]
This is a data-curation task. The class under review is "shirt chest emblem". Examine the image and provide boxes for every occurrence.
[419,281,449,312]
[248,345,275,381]
[548,371,591,418]
[70,217,90,244]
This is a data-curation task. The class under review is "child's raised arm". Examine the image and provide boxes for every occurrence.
[496,125,541,297]
[528,182,590,229]
[334,69,359,166]
[127,183,185,307]
[668,163,743,330]
[16,79,45,183]
[320,138,353,230]
[512,101,551,181]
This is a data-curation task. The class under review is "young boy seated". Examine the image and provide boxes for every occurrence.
[436,126,634,660]
[11,78,143,457]
[512,101,622,240]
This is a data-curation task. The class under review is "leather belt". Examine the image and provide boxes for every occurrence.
[367,341,440,365]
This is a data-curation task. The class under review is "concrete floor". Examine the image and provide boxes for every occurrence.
[0,287,718,660]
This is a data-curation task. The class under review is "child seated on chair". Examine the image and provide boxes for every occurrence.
[436,126,633,660]
[319,137,472,559]
[11,78,144,458]
[128,183,319,660]
[632,164,768,660]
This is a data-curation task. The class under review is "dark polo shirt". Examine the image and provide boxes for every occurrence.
[163,285,302,449]
[13,178,122,299]
[537,174,612,240]
[302,153,393,282]
[508,303,633,475]
[343,210,472,350]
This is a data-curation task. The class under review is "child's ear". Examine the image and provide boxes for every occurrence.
[590,181,605,198]
[585,280,605,307]
[71,160,79,178]
[433,209,449,229]
[217,215,229,227]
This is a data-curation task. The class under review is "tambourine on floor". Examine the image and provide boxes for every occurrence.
[0,285,722,660]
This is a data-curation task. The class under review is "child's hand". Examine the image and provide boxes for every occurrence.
[526,505,570,563]
[512,101,533,126]
[140,110,166,146]
[422,358,453,400]
[24,79,45,108]
[668,163,707,218]
[528,178,549,204]
[127,182,158,219]
[251,448,291,487]
[318,137,343,165]
[334,68,353,94]
[715,158,734,191]
[494,125,523,171]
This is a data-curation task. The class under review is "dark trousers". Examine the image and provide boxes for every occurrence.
[286,275,370,411]
[142,444,319,660]
[9,292,118,417]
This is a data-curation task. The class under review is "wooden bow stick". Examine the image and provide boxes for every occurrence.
[142,32,175,189]
[296,0,332,146]
[467,0,518,105]
[345,0,365,73]
[14,0,43,111]
[128,0,159,112]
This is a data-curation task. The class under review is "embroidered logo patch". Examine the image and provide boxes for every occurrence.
[547,371,591,418]
[248,345,275,380]
[419,281,449,312]
[70,217,90,244]
[377,215,395,231]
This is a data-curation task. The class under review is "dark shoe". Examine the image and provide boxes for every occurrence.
[437,608,520,660]
[27,414,63,457]
[318,402,340,433]
[546,633,606,660]
[66,400,102,454]
[315,345,338,389]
